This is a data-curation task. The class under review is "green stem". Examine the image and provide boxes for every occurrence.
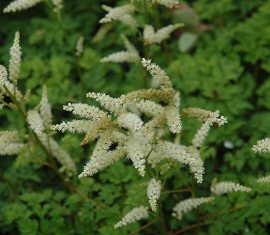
[143,0,149,24]
[158,200,169,235]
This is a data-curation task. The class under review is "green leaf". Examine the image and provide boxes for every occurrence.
[17,218,38,235]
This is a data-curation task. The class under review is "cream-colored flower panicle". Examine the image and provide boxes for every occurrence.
[27,94,76,175]
[39,86,52,127]
[63,102,109,120]
[101,35,140,63]
[141,58,173,91]
[257,175,270,184]
[211,181,251,195]
[166,106,182,133]
[136,100,164,116]
[114,206,149,229]
[9,32,21,83]
[0,65,8,87]
[147,178,161,212]
[143,24,183,44]
[3,0,43,13]
[27,110,45,135]
[0,131,25,156]
[125,134,150,176]
[151,141,204,183]
[99,4,137,29]
[192,110,227,149]
[0,33,23,98]
[182,107,217,122]
[172,197,214,221]
[79,131,125,177]
[153,0,178,8]
[117,112,143,132]
[252,138,270,153]
[186,146,204,183]
[131,0,178,8]
[53,58,218,180]
[51,120,93,134]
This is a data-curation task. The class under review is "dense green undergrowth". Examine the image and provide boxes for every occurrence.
[1,0,270,234]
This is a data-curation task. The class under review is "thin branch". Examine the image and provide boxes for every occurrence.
[171,205,248,235]
[129,218,158,235]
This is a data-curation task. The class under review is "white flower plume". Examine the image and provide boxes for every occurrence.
[143,24,183,44]
[39,86,53,127]
[0,131,25,156]
[211,181,251,195]
[0,65,8,87]
[27,110,45,135]
[101,35,140,63]
[99,4,137,29]
[114,206,149,228]
[172,197,214,221]
[53,58,226,182]
[192,110,227,148]
[3,0,43,13]
[252,138,270,153]
[147,178,161,212]
[131,0,178,8]
[154,0,178,8]
[257,175,270,184]
[9,32,22,83]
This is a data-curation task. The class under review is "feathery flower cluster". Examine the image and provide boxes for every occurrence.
[27,110,45,135]
[143,24,183,44]
[153,0,178,8]
[253,138,270,186]
[131,0,178,8]
[252,138,270,153]
[172,197,214,221]
[53,59,187,177]
[257,175,270,184]
[114,206,149,228]
[101,35,140,63]
[211,181,251,195]
[0,131,25,155]
[141,58,173,91]
[0,34,23,98]
[182,107,218,122]
[39,86,53,128]
[147,178,161,212]
[149,141,204,183]
[0,65,8,88]
[9,32,21,83]
[3,0,43,13]
[192,110,227,149]
[27,97,76,175]
[99,4,137,29]
[53,58,226,181]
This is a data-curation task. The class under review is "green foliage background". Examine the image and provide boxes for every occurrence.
[1,0,270,234]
